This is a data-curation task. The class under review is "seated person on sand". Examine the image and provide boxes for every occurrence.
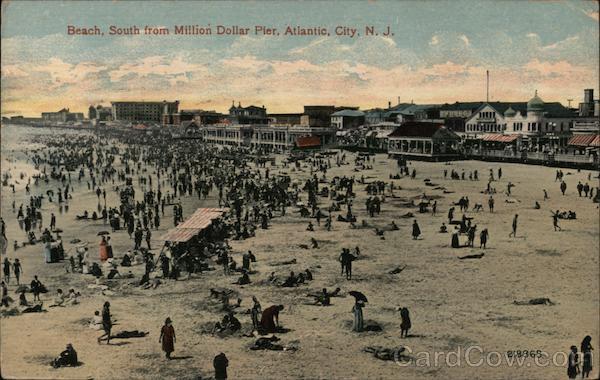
[107,266,121,279]
[19,291,29,307]
[51,344,78,368]
[234,272,251,285]
[304,269,313,281]
[514,298,554,305]
[308,288,331,306]
[281,271,298,287]
[213,312,241,334]
[534,201,541,209]
[89,263,103,277]
[65,289,80,305]
[390,221,399,231]
[267,272,279,284]
[76,210,89,220]
[132,251,144,265]
[439,223,448,233]
[27,231,39,245]
[306,222,314,231]
[120,251,132,267]
[51,289,66,307]
[89,310,103,330]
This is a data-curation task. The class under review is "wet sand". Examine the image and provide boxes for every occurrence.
[1,127,598,379]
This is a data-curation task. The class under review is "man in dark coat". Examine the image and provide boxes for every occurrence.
[214,352,229,379]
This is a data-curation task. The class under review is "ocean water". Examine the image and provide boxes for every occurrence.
[1,124,90,189]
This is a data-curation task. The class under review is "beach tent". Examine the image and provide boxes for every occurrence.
[161,207,229,243]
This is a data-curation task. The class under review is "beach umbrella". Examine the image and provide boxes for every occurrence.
[349,291,368,303]
[97,231,110,236]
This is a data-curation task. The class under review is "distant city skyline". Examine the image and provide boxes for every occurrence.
[1,0,598,117]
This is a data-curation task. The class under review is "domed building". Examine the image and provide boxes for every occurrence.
[526,90,545,112]
[464,91,577,152]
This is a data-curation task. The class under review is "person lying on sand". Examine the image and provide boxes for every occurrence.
[269,259,297,267]
[513,298,554,305]
[458,253,485,260]
[388,265,407,274]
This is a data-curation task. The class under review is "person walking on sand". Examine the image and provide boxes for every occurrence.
[98,301,112,344]
[13,258,22,285]
[400,307,411,338]
[488,196,494,213]
[480,228,489,249]
[580,335,593,379]
[159,317,176,360]
[552,210,562,231]
[145,228,152,250]
[412,220,421,240]
[31,275,42,301]
[509,214,518,238]
[560,180,567,196]
[568,345,580,379]
[251,296,262,332]
[3,258,11,284]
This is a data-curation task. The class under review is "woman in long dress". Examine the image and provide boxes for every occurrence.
[159,317,176,359]
[451,227,460,248]
[352,301,364,332]
[44,240,52,263]
[99,236,108,262]
[581,335,593,378]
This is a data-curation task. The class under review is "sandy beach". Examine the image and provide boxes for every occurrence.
[1,126,598,380]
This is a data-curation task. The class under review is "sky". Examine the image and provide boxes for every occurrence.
[1,0,599,116]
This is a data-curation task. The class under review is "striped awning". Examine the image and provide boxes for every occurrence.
[161,208,228,242]
[177,208,229,229]
[568,134,598,147]
[590,135,600,147]
[161,228,203,242]
[481,134,519,143]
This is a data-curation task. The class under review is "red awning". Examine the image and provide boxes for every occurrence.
[481,134,519,143]
[296,135,321,148]
[590,135,600,147]
[568,134,598,147]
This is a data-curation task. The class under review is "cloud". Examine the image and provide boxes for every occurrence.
[429,35,439,46]
[108,55,206,82]
[32,58,107,88]
[540,35,579,50]
[585,10,599,21]
[1,65,28,77]
[459,35,470,46]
